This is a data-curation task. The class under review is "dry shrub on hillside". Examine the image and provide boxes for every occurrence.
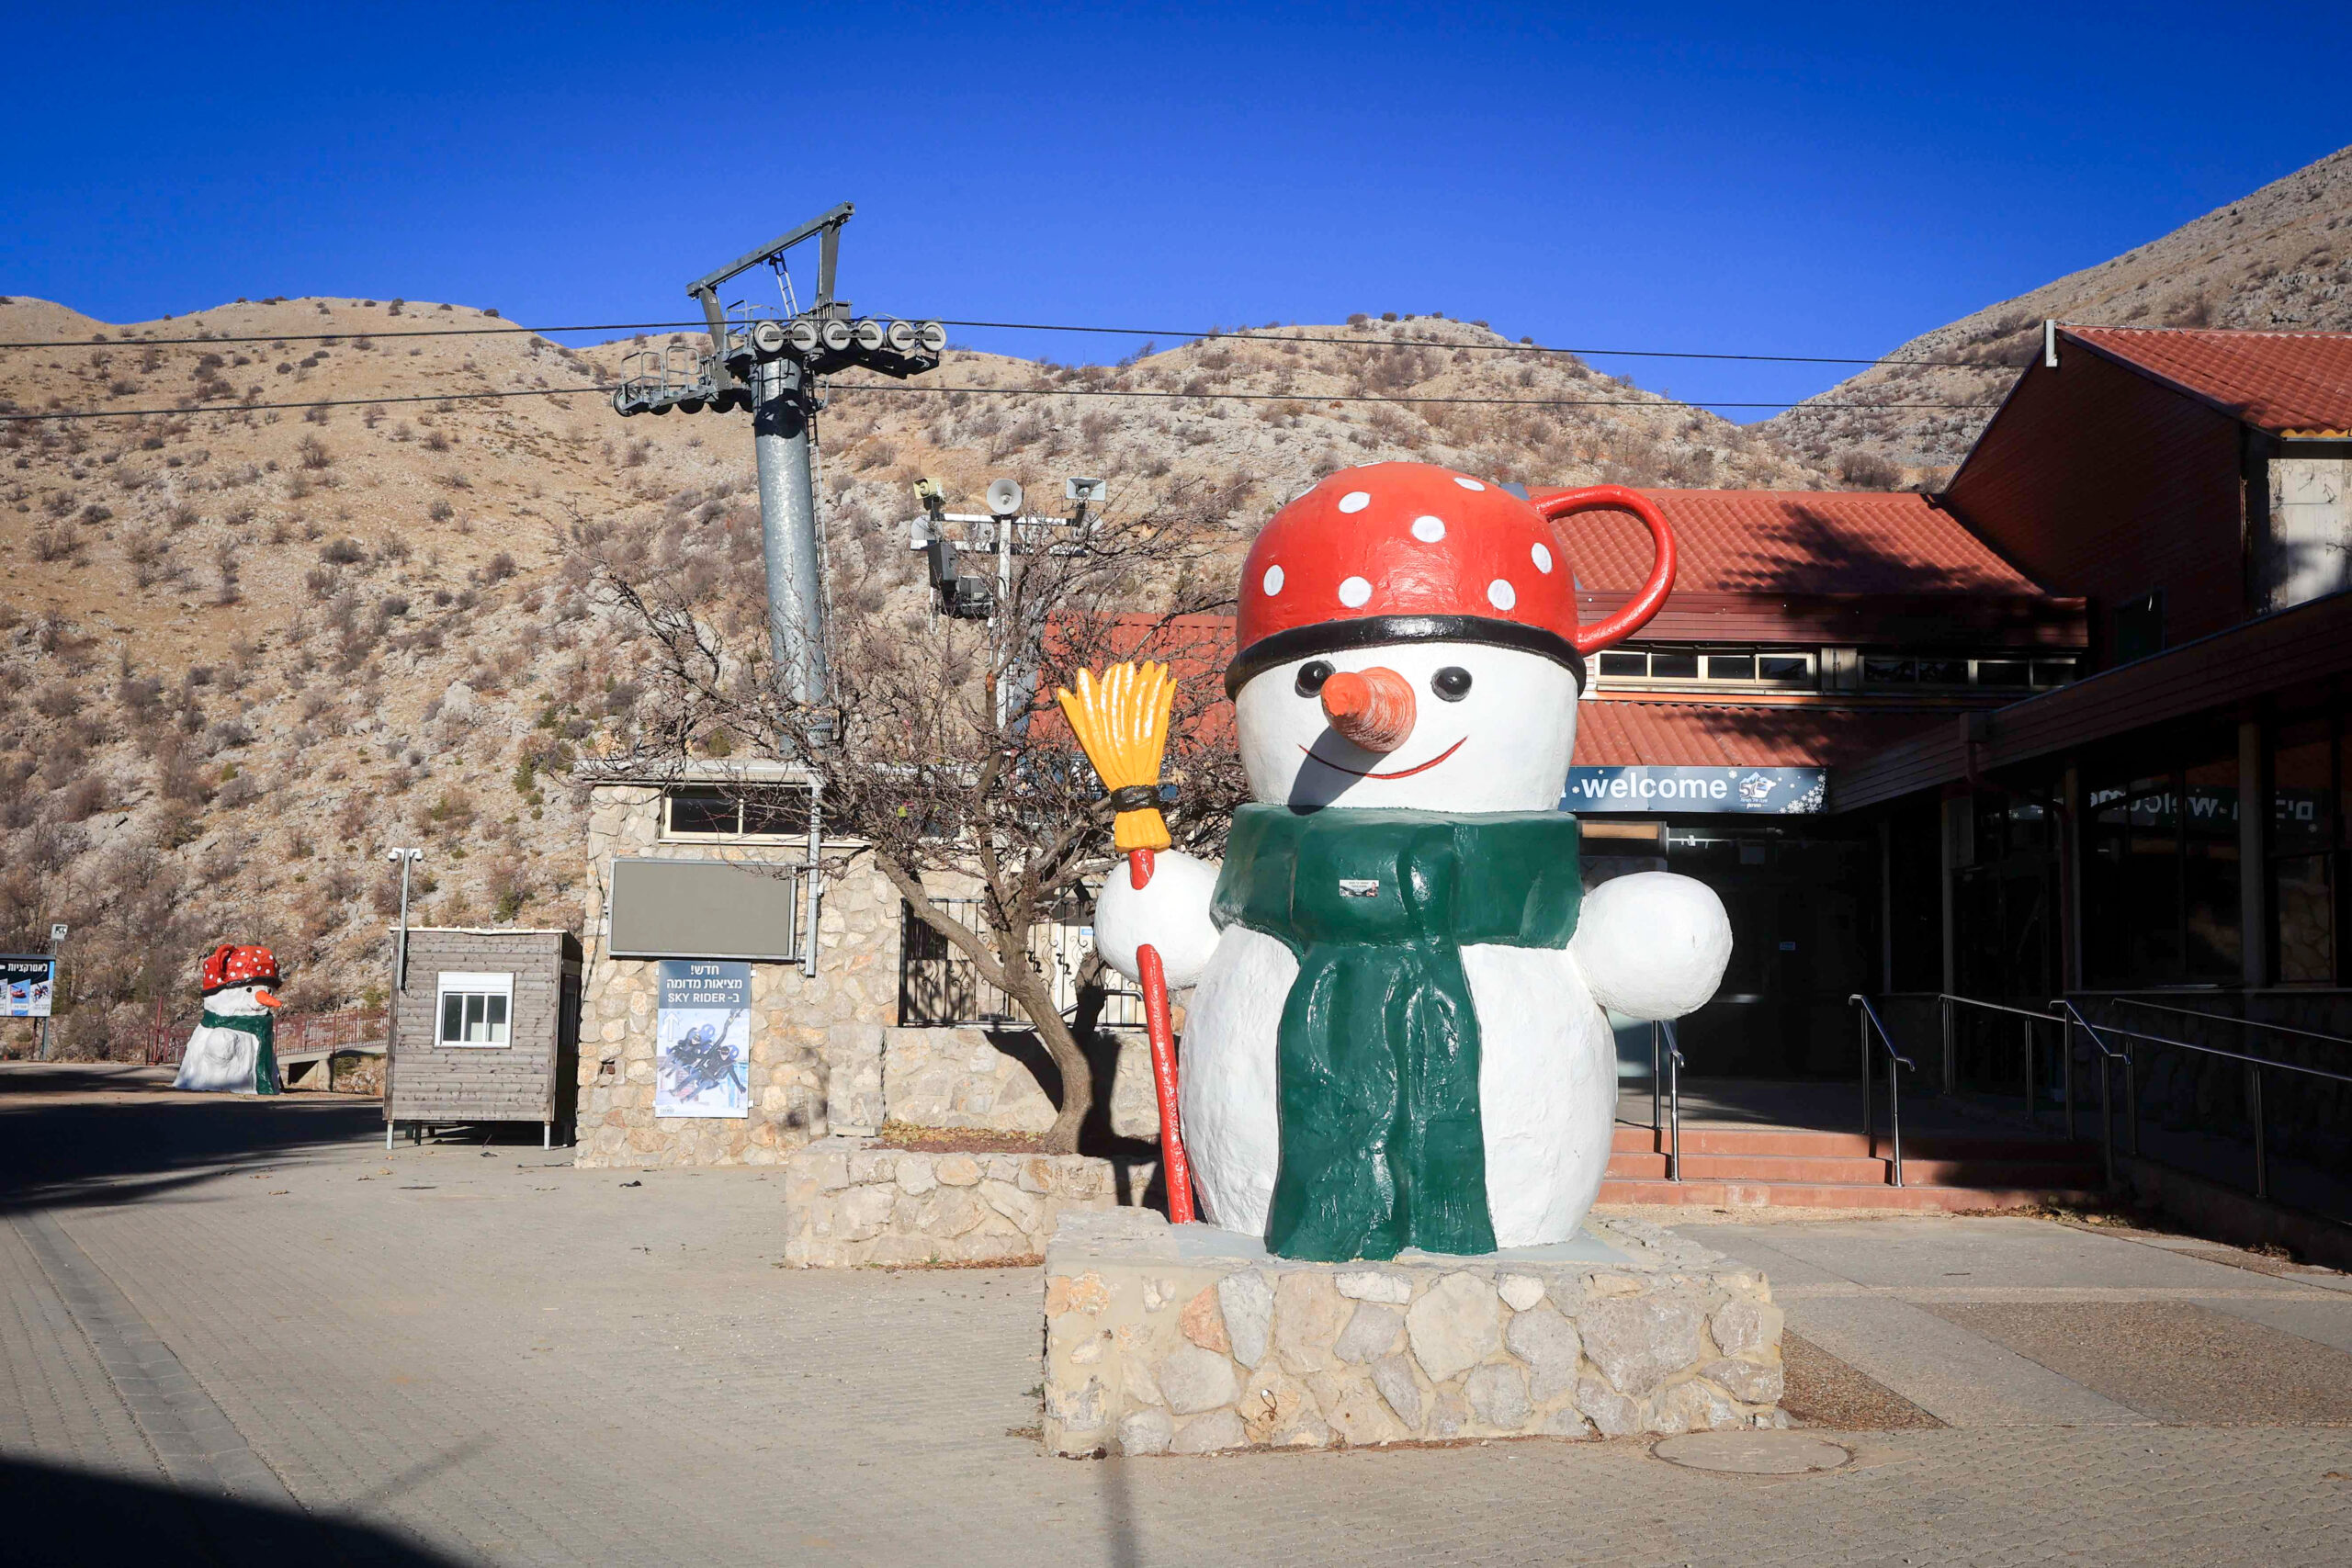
[1837,450,1903,490]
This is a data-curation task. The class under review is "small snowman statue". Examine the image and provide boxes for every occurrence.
[1097,463,1731,1261]
[172,943,285,1095]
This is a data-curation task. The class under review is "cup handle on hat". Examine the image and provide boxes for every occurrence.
[1539,484,1678,655]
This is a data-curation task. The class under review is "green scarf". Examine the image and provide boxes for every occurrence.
[199,1010,280,1096]
[1211,805,1583,1261]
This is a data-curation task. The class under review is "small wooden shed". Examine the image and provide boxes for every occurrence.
[387,929,582,1147]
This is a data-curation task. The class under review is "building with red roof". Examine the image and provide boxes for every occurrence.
[1530,327,2352,1090]
[1824,326,2352,1045]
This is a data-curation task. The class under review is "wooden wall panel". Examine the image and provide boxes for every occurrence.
[1947,345,2247,657]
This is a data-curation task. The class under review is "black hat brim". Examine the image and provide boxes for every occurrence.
[1225,614,1586,698]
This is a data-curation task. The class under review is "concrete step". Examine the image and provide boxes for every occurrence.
[1605,1147,2101,1189]
[1596,1178,2108,1212]
[1611,1123,2101,1165]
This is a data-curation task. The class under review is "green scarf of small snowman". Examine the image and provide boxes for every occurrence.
[1212,805,1582,1261]
[198,1009,280,1095]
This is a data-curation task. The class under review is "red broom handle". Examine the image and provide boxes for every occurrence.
[1127,849,1197,1224]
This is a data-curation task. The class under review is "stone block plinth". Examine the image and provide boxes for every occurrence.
[782,1136,1158,1267]
[1041,1208,1785,1456]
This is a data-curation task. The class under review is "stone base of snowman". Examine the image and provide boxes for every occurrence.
[1040,1207,1786,1455]
[1041,464,1779,1452]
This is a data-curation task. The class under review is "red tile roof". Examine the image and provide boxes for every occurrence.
[2064,326,2352,436]
[1574,698,1952,770]
[1530,488,2041,598]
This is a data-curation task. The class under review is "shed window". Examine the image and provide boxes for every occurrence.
[435,971,514,1047]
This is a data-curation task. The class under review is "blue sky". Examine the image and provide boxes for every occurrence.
[5,2,2346,414]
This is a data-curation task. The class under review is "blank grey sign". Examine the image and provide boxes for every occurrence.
[607,858,799,961]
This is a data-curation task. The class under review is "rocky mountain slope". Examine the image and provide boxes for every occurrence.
[0,293,1837,1056]
[1767,143,2352,475]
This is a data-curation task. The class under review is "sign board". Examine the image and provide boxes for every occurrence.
[0,955,57,1018]
[607,858,799,963]
[1563,765,1826,817]
[48,923,69,945]
[654,959,751,1119]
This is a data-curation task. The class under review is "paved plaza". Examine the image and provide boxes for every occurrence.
[4,1064,2350,1566]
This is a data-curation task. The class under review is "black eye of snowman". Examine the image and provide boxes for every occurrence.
[1431,667,1473,702]
[1295,660,1334,697]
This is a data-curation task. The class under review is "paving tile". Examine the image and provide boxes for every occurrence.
[1923,1300,2352,1425]
[6,1071,2352,1565]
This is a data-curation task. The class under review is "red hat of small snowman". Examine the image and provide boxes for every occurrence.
[201,943,282,998]
[1227,462,1679,700]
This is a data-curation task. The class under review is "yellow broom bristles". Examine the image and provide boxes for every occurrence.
[1055,660,1176,853]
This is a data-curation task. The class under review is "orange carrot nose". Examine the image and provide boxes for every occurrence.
[1320,667,1417,753]
[254,989,284,1009]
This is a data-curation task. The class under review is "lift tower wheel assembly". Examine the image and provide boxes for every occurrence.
[610,203,946,717]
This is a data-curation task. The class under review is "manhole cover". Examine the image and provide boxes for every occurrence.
[1653,1432,1850,1474]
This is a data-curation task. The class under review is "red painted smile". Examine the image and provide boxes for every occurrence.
[1299,736,1466,780]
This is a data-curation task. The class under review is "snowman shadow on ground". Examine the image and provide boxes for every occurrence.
[1094,462,1731,1263]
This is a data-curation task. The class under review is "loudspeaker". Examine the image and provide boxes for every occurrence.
[986,478,1024,518]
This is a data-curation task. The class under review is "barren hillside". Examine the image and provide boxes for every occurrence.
[1768,143,2352,474]
[0,294,1832,1055]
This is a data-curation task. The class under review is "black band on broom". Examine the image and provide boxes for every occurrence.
[1055,660,1197,1224]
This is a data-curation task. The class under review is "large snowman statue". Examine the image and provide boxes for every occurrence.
[172,943,285,1094]
[1097,463,1730,1261]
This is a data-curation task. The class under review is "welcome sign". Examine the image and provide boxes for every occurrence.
[1562,765,1826,816]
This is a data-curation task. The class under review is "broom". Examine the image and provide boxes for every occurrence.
[1055,660,1198,1224]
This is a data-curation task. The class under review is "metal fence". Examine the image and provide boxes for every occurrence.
[277,1008,389,1058]
[1867,990,2352,1226]
[898,898,1148,1030]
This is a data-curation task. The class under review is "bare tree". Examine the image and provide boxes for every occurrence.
[585,480,1246,1153]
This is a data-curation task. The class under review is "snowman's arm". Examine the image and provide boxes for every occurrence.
[1094,850,1222,988]
[1568,870,1731,1021]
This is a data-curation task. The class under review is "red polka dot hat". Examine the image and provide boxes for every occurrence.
[1227,462,1678,695]
[201,943,281,996]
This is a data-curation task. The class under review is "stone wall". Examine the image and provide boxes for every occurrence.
[1041,1209,1785,1456]
[882,1026,1161,1141]
[784,1137,1159,1267]
[571,783,903,1168]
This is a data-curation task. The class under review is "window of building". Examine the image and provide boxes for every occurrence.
[2082,734,2243,987]
[2115,590,2165,663]
[1596,648,1816,690]
[2031,660,2077,689]
[2269,713,2351,985]
[661,785,813,841]
[1861,655,2075,691]
[435,971,514,1048]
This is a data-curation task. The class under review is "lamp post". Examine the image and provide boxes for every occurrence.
[38,921,66,1063]
[385,848,422,1150]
